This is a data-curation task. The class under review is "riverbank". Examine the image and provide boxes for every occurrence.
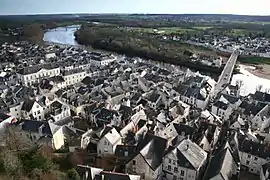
[74,25,227,75]
[242,64,270,80]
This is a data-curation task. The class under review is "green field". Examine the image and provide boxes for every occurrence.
[193,26,213,30]
[127,27,195,34]
[239,56,270,65]
[232,21,270,25]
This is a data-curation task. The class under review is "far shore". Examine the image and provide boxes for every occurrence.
[242,64,270,80]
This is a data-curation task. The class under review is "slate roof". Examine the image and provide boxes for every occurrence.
[115,145,136,158]
[124,133,164,167]
[47,76,65,83]
[131,93,142,102]
[173,84,189,95]
[140,135,167,171]
[51,101,63,109]
[185,87,206,100]
[219,93,240,104]
[203,148,235,180]
[239,135,270,159]
[147,93,161,103]
[119,105,133,121]
[17,63,59,75]
[22,98,35,112]
[76,165,103,180]
[82,76,94,86]
[0,113,10,121]
[213,101,229,110]
[18,120,53,136]
[253,91,270,103]
[95,108,117,123]
[99,126,114,139]
[243,103,264,116]
[55,89,64,97]
[185,76,204,86]
[84,103,98,114]
[173,123,196,136]
[176,139,207,170]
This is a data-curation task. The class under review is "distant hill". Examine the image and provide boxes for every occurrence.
[0,13,270,23]
[129,14,270,23]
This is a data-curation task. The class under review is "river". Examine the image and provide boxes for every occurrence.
[43,25,270,96]
[43,25,81,45]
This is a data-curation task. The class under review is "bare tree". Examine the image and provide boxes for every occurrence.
[256,84,263,92]
[0,126,33,151]
[265,88,270,94]
[235,80,244,88]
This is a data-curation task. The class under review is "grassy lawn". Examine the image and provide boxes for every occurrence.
[127,27,195,34]
[239,56,270,65]
[229,29,250,36]
[232,20,270,25]
[159,27,195,34]
[193,26,213,30]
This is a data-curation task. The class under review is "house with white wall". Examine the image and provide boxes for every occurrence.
[162,139,208,180]
[0,113,17,132]
[239,135,270,175]
[250,104,270,131]
[97,126,122,156]
[9,102,23,119]
[21,99,45,121]
[211,93,241,120]
[203,148,238,180]
[211,101,232,120]
[125,134,167,180]
[90,54,117,66]
[63,69,87,87]
[49,100,71,122]
[17,63,60,86]
[18,119,75,150]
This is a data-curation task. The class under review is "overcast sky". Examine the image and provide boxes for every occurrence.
[0,0,269,15]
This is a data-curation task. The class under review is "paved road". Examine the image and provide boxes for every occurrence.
[212,50,239,97]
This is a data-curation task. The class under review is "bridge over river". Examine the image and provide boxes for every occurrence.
[43,25,81,45]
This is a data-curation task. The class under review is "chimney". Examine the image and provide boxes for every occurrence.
[186,143,189,151]
[38,124,45,136]
[19,121,24,130]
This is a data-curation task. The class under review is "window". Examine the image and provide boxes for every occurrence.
[15,109,17,111]
[168,159,171,164]
[132,160,136,165]
[104,141,107,145]
[173,160,176,165]
[246,160,250,165]
[39,116,41,120]
[174,167,178,173]
[254,157,258,161]
[248,155,251,158]
[181,170,185,176]
[168,165,171,171]
[180,178,184,180]
[37,110,41,114]
[173,175,177,180]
